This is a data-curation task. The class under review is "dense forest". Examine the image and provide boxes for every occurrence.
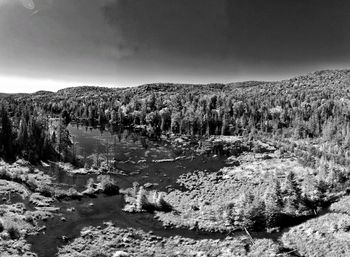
[1,69,350,165]
[0,105,70,163]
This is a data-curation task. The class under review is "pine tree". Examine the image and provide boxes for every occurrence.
[264,178,283,228]
[136,186,149,211]
[17,116,28,153]
[283,171,301,214]
[155,192,171,211]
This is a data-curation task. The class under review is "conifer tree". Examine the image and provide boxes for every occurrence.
[283,171,302,214]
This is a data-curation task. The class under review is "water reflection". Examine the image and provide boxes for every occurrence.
[28,125,229,257]
[67,123,174,165]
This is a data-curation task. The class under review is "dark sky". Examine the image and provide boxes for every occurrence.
[0,0,350,92]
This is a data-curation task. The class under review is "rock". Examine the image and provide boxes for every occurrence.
[81,229,92,237]
[61,217,66,222]
[149,235,158,241]
[191,205,199,211]
[122,237,130,243]
[143,183,158,189]
[152,158,175,163]
[0,231,10,240]
[143,182,153,188]
[82,188,97,196]
[225,159,240,166]
[38,226,46,232]
[112,251,129,257]
[89,202,94,207]
[122,204,137,213]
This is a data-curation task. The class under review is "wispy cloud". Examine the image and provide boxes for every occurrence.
[20,0,35,9]
[0,0,34,9]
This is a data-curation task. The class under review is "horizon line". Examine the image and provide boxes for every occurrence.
[0,68,349,94]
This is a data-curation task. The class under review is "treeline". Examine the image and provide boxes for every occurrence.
[2,69,350,162]
[19,70,349,140]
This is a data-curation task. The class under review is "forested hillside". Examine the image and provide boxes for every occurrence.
[2,69,350,163]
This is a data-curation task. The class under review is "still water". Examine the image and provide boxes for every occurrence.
[28,125,228,257]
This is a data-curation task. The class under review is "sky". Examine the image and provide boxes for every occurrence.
[0,0,350,93]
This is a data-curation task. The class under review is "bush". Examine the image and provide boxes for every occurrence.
[38,184,54,197]
[98,175,119,195]
[0,220,4,233]
[0,168,10,180]
[135,188,171,212]
[136,187,150,211]
[67,188,82,200]
[26,177,39,191]
[6,222,21,240]
[54,187,82,200]
[248,239,281,257]
[132,181,139,197]
[24,212,34,224]
[86,178,95,189]
[154,193,172,212]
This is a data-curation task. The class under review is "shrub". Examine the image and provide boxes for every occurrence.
[248,239,281,257]
[86,178,95,189]
[54,187,81,200]
[5,222,21,240]
[24,212,34,224]
[0,220,4,233]
[98,175,119,195]
[155,193,172,212]
[0,168,10,180]
[135,189,171,212]
[38,184,54,197]
[136,187,150,211]
[68,188,82,200]
[26,176,39,191]
[132,181,139,197]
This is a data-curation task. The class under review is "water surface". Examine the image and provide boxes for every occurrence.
[28,126,228,257]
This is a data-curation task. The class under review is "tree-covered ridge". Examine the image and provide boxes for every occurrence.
[9,69,349,138]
